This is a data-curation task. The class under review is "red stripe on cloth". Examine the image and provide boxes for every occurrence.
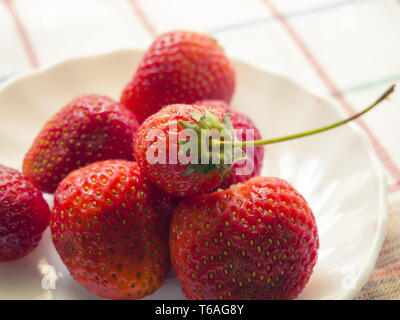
[128,0,157,37]
[377,236,400,256]
[3,0,39,68]
[263,0,400,184]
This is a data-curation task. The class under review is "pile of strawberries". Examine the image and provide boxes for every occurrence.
[0,31,319,300]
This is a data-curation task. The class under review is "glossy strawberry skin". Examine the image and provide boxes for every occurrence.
[195,100,264,189]
[23,95,139,194]
[0,165,50,261]
[134,104,228,197]
[121,31,236,124]
[170,177,319,300]
[51,160,173,299]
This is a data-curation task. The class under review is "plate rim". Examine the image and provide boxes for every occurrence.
[0,48,389,300]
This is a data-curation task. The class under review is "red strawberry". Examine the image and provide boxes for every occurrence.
[195,100,264,189]
[134,104,234,197]
[194,99,231,112]
[134,86,395,199]
[23,94,139,194]
[0,165,50,261]
[170,177,319,300]
[51,160,173,299]
[121,31,236,124]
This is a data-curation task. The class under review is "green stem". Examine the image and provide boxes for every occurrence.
[222,84,396,147]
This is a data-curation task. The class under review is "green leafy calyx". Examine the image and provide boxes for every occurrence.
[178,110,246,176]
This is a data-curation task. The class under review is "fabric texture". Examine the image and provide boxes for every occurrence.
[0,0,399,299]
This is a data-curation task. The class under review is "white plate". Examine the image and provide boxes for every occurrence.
[0,49,388,300]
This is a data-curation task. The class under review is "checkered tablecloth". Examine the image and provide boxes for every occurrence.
[1,0,399,300]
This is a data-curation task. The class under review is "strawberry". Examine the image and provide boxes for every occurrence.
[51,160,173,299]
[195,100,264,189]
[194,99,231,112]
[134,104,238,197]
[137,80,395,198]
[120,30,236,124]
[0,165,50,261]
[23,94,139,194]
[170,177,319,300]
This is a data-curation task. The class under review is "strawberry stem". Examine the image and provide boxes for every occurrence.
[222,84,396,147]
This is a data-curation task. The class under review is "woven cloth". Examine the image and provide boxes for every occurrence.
[0,0,399,300]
